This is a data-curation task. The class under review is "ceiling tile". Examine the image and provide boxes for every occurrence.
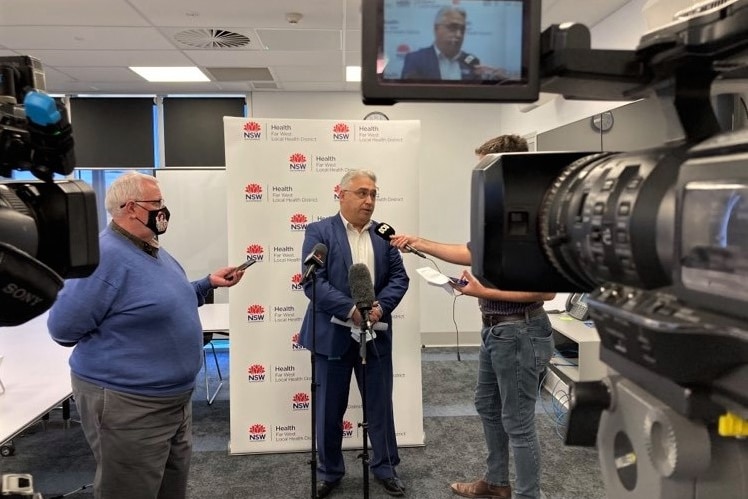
[0,0,150,26]
[206,67,274,81]
[0,27,174,50]
[256,29,341,51]
[272,66,344,82]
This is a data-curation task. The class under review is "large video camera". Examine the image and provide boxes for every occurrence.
[363,1,747,498]
[0,56,99,327]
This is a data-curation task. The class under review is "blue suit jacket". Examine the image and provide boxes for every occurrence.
[299,215,409,357]
[401,46,481,80]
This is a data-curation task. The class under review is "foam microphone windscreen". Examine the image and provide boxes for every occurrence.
[348,263,375,311]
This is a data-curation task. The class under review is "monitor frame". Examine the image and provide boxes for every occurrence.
[361,0,541,105]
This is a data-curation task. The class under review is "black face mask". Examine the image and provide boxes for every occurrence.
[138,205,170,235]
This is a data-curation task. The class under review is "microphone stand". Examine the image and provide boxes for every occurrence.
[358,308,372,499]
[309,273,318,499]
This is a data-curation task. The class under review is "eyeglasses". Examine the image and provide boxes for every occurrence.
[437,23,466,33]
[120,199,166,209]
[342,189,379,200]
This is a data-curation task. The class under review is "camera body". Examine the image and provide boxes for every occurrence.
[0,56,99,327]
[363,1,748,497]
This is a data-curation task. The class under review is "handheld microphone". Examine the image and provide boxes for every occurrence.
[301,243,327,284]
[374,222,427,258]
[348,263,375,332]
[460,53,480,68]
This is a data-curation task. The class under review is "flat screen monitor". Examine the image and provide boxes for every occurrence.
[362,0,540,104]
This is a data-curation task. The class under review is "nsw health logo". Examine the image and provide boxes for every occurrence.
[248,423,267,441]
[289,153,307,172]
[247,364,266,382]
[342,420,355,438]
[290,213,308,231]
[247,304,265,322]
[243,121,262,140]
[291,333,306,351]
[292,392,310,411]
[332,123,350,141]
[245,244,265,262]
[244,183,263,201]
[290,273,303,291]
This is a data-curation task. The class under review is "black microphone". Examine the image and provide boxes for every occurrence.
[374,222,427,258]
[301,243,327,284]
[460,52,480,68]
[348,263,375,332]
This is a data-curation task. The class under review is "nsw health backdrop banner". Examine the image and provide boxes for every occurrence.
[224,118,422,454]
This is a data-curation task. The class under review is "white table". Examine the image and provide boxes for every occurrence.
[0,313,73,455]
[197,303,229,404]
[198,303,229,333]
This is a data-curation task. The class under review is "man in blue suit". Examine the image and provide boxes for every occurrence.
[401,6,481,81]
[299,169,409,498]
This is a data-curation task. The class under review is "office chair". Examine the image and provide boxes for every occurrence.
[202,289,224,405]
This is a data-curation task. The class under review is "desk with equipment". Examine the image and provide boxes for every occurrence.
[548,313,608,383]
[544,311,609,409]
[0,314,73,457]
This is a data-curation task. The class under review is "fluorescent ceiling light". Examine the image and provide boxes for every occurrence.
[130,67,209,82]
[346,66,361,82]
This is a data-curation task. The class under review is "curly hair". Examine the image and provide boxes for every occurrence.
[474,134,529,155]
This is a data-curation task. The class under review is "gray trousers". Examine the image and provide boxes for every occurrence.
[71,374,193,499]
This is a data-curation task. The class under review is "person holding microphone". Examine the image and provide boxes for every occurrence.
[389,135,555,499]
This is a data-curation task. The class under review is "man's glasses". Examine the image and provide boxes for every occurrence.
[342,189,379,200]
[120,199,166,209]
[437,23,466,33]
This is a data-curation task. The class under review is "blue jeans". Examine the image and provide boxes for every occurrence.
[474,313,553,499]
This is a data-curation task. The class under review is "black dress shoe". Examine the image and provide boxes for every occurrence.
[316,479,340,499]
[376,476,406,496]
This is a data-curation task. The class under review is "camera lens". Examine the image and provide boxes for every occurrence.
[539,144,688,291]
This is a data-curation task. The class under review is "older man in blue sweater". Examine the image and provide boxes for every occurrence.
[48,172,244,499]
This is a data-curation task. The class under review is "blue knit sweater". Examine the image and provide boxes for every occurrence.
[48,225,214,397]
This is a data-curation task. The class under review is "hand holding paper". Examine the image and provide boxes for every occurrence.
[415,267,465,296]
[330,316,387,343]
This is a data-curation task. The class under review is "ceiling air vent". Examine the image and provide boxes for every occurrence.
[173,28,251,49]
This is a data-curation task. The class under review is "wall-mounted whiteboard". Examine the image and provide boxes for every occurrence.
[155,168,229,302]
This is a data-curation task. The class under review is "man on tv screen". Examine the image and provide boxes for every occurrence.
[401,6,507,81]
[401,6,483,80]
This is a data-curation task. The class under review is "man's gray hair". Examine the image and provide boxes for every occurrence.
[105,171,157,217]
[434,6,467,25]
[340,169,377,189]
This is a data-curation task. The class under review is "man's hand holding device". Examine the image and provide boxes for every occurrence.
[211,260,254,287]
[449,276,468,287]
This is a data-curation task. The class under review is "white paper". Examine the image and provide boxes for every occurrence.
[416,267,462,296]
[330,316,387,343]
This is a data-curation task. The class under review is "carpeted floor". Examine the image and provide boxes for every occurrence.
[0,346,605,498]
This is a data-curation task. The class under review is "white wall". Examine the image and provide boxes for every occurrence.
[497,0,651,139]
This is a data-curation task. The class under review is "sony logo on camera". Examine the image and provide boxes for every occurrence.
[2,283,44,307]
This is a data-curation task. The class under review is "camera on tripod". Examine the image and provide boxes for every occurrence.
[0,55,99,327]
[363,1,748,497]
